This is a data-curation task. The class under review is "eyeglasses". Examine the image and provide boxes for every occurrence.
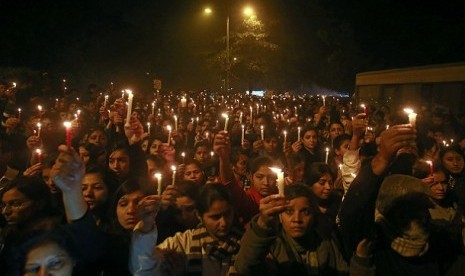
[0,200,31,210]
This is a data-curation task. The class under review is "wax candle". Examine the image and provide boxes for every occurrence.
[297,126,301,141]
[283,130,287,145]
[171,165,177,186]
[250,106,253,123]
[121,90,125,99]
[166,125,172,145]
[241,125,245,145]
[181,152,186,164]
[404,108,417,128]
[260,125,264,140]
[174,115,178,131]
[17,108,21,120]
[325,147,329,164]
[239,112,243,124]
[151,102,155,115]
[155,173,162,195]
[386,124,389,130]
[125,90,134,127]
[104,95,109,107]
[270,167,285,196]
[322,96,326,107]
[37,105,43,116]
[361,104,367,115]
[63,121,72,148]
[36,148,42,163]
[222,113,229,132]
[37,122,42,138]
[181,97,187,107]
[426,160,434,176]
[147,122,151,136]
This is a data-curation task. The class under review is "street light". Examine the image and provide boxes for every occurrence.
[204,6,255,94]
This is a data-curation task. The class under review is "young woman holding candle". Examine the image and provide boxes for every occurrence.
[292,126,324,166]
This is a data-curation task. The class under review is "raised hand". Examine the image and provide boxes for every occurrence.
[213,131,231,159]
[50,145,85,193]
[257,194,289,229]
[124,113,146,145]
[133,195,162,233]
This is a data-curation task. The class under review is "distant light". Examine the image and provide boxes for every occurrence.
[243,7,254,16]
[204,7,212,14]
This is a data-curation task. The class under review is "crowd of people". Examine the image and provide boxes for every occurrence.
[1,81,465,275]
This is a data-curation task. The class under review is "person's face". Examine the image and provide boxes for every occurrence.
[183,164,204,185]
[254,118,266,133]
[442,151,464,174]
[88,130,108,147]
[433,131,445,145]
[364,131,375,143]
[81,173,109,210]
[329,123,344,141]
[335,139,350,157]
[42,168,59,194]
[24,242,73,276]
[116,190,144,230]
[174,196,199,229]
[109,150,130,178]
[280,197,314,238]
[302,130,318,150]
[1,188,36,225]
[201,200,234,239]
[263,138,278,153]
[430,171,448,201]
[79,146,90,165]
[459,138,465,150]
[194,146,210,163]
[252,165,278,197]
[311,173,333,200]
[141,139,149,152]
[290,162,305,183]
[149,140,162,156]
[233,154,249,176]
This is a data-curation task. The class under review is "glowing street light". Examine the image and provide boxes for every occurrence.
[243,7,255,16]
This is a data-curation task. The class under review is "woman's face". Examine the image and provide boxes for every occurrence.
[194,146,210,164]
[302,130,318,151]
[233,154,249,176]
[201,200,234,239]
[183,163,204,185]
[311,173,333,200]
[141,139,149,153]
[1,188,36,225]
[88,130,108,147]
[24,242,73,276]
[109,149,130,178]
[280,196,314,239]
[252,165,278,197]
[81,173,109,210]
[442,151,465,174]
[79,146,90,165]
[335,139,350,157]
[329,123,344,141]
[263,137,278,153]
[174,196,199,229]
[149,140,162,156]
[290,162,305,183]
[116,190,145,230]
[430,171,448,201]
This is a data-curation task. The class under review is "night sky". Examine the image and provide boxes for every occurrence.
[1,0,465,93]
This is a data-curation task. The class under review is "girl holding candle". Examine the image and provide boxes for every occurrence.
[292,126,324,166]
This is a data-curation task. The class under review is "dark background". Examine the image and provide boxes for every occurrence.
[1,0,464,94]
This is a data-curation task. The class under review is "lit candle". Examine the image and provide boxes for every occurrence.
[325,147,330,164]
[361,104,367,115]
[322,96,326,107]
[260,125,264,140]
[166,125,172,145]
[283,130,287,145]
[386,124,389,130]
[12,82,16,88]
[181,97,187,107]
[181,152,186,164]
[250,106,253,123]
[222,113,229,132]
[151,102,155,115]
[210,151,214,159]
[256,103,259,115]
[426,160,434,176]
[171,165,177,186]
[155,173,162,196]
[297,126,301,141]
[37,105,43,115]
[76,109,81,119]
[404,108,417,128]
[17,108,21,120]
[125,90,134,127]
[147,122,151,136]
[174,115,178,131]
[36,148,42,163]
[338,163,343,173]
[36,122,42,138]
[239,112,243,124]
[241,125,245,145]
[270,167,285,196]
[121,90,125,99]
[63,121,72,148]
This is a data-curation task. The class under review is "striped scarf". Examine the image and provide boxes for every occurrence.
[186,227,242,276]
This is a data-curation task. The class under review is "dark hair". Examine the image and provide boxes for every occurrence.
[196,183,232,216]
[250,156,273,175]
[284,183,314,203]
[303,162,334,186]
[230,147,249,166]
[329,121,344,132]
[417,136,437,158]
[287,153,305,168]
[440,145,465,162]
[333,134,351,150]
[176,180,200,201]
[194,140,212,152]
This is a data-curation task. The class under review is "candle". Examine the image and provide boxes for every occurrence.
[361,104,367,115]
[37,105,43,115]
[322,96,326,107]
[338,163,343,173]
[104,95,109,107]
[36,148,42,163]
[386,124,389,130]
[12,82,16,88]
[63,121,72,148]
[239,112,243,124]
[17,108,21,120]
[210,151,214,159]
[37,122,42,138]
[121,90,125,99]
[404,108,417,128]
[174,115,178,131]
[125,90,134,127]
[283,130,287,145]
[155,173,162,195]
[426,160,434,176]
[181,152,186,164]
[256,103,259,115]
[151,102,155,115]
[260,125,264,140]
[297,126,301,141]
[147,122,151,136]
[241,125,245,145]
[166,125,172,145]
[76,109,81,119]
[222,113,229,132]
[270,167,285,196]
[181,97,187,107]
[250,106,253,123]
[171,165,177,186]
[325,147,329,164]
